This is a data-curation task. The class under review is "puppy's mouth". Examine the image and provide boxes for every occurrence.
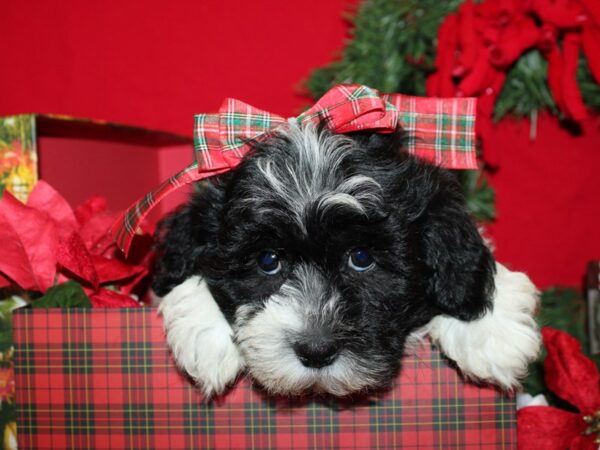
[233,277,394,396]
[239,343,390,397]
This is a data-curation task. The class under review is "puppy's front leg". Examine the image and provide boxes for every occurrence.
[424,262,540,389]
[158,276,245,396]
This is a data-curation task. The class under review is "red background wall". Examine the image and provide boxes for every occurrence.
[1,0,599,290]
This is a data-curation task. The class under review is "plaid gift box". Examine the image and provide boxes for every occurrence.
[13,308,516,449]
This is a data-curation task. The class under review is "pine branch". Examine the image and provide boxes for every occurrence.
[493,50,559,121]
[306,0,462,98]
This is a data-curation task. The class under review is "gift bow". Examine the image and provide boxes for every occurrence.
[112,84,478,255]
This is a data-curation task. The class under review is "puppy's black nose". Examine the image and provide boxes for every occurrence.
[293,339,339,369]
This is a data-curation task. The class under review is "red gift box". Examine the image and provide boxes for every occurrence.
[13,308,516,450]
[0,114,193,225]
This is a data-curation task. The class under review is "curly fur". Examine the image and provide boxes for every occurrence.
[154,122,539,396]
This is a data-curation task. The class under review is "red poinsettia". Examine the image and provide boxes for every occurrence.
[0,181,151,307]
[518,327,600,450]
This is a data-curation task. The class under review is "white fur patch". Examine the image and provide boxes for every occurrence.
[421,262,540,389]
[158,276,245,396]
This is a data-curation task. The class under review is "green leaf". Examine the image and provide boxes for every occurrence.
[538,287,587,345]
[306,0,462,98]
[0,296,27,351]
[32,281,92,308]
[494,50,558,121]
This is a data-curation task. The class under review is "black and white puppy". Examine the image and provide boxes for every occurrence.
[153,122,540,397]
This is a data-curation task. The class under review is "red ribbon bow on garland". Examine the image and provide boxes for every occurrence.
[112,84,479,255]
[518,327,600,450]
[427,0,600,166]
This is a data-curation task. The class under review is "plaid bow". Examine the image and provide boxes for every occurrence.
[112,84,477,255]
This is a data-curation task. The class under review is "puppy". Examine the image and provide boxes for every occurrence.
[153,122,540,397]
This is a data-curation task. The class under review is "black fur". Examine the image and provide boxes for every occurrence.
[153,124,495,392]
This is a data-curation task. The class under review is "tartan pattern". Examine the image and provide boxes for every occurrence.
[112,84,478,255]
[194,98,287,171]
[383,94,477,169]
[14,309,516,450]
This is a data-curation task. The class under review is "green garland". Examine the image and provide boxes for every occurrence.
[494,50,600,121]
[308,0,600,121]
[307,0,461,99]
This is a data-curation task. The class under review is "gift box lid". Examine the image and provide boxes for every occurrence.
[13,308,516,450]
[0,113,194,225]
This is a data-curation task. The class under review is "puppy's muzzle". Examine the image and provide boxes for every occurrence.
[293,334,339,369]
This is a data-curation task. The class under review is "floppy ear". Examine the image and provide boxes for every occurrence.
[350,128,494,320]
[152,179,227,297]
[152,204,198,296]
[419,171,496,321]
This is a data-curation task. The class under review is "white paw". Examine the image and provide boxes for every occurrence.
[424,262,541,389]
[158,276,245,396]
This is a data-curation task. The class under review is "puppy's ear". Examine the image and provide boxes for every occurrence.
[152,204,201,296]
[152,179,227,296]
[419,171,495,321]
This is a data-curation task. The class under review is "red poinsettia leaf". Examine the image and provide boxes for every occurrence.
[0,192,58,292]
[0,218,38,290]
[0,273,13,288]
[117,247,154,295]
[74,195,108,226]
[119,266,150,295]
[92,255,146,285]
[542,327,600,414]
[57,232,99,289]
[78,211,119,255]
[26,181,77,234]
[87,288,141,308]
[517,406,585,450]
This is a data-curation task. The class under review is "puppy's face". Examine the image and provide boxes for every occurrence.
[153,124,495,396]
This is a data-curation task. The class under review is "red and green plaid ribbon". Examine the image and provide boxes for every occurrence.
[112,84,477,255]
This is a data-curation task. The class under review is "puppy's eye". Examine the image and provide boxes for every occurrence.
[257,250,282,275]
[348,248,375,272]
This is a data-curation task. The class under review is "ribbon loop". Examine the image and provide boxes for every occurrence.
[112,84,478,255]
[296,85,399,133]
